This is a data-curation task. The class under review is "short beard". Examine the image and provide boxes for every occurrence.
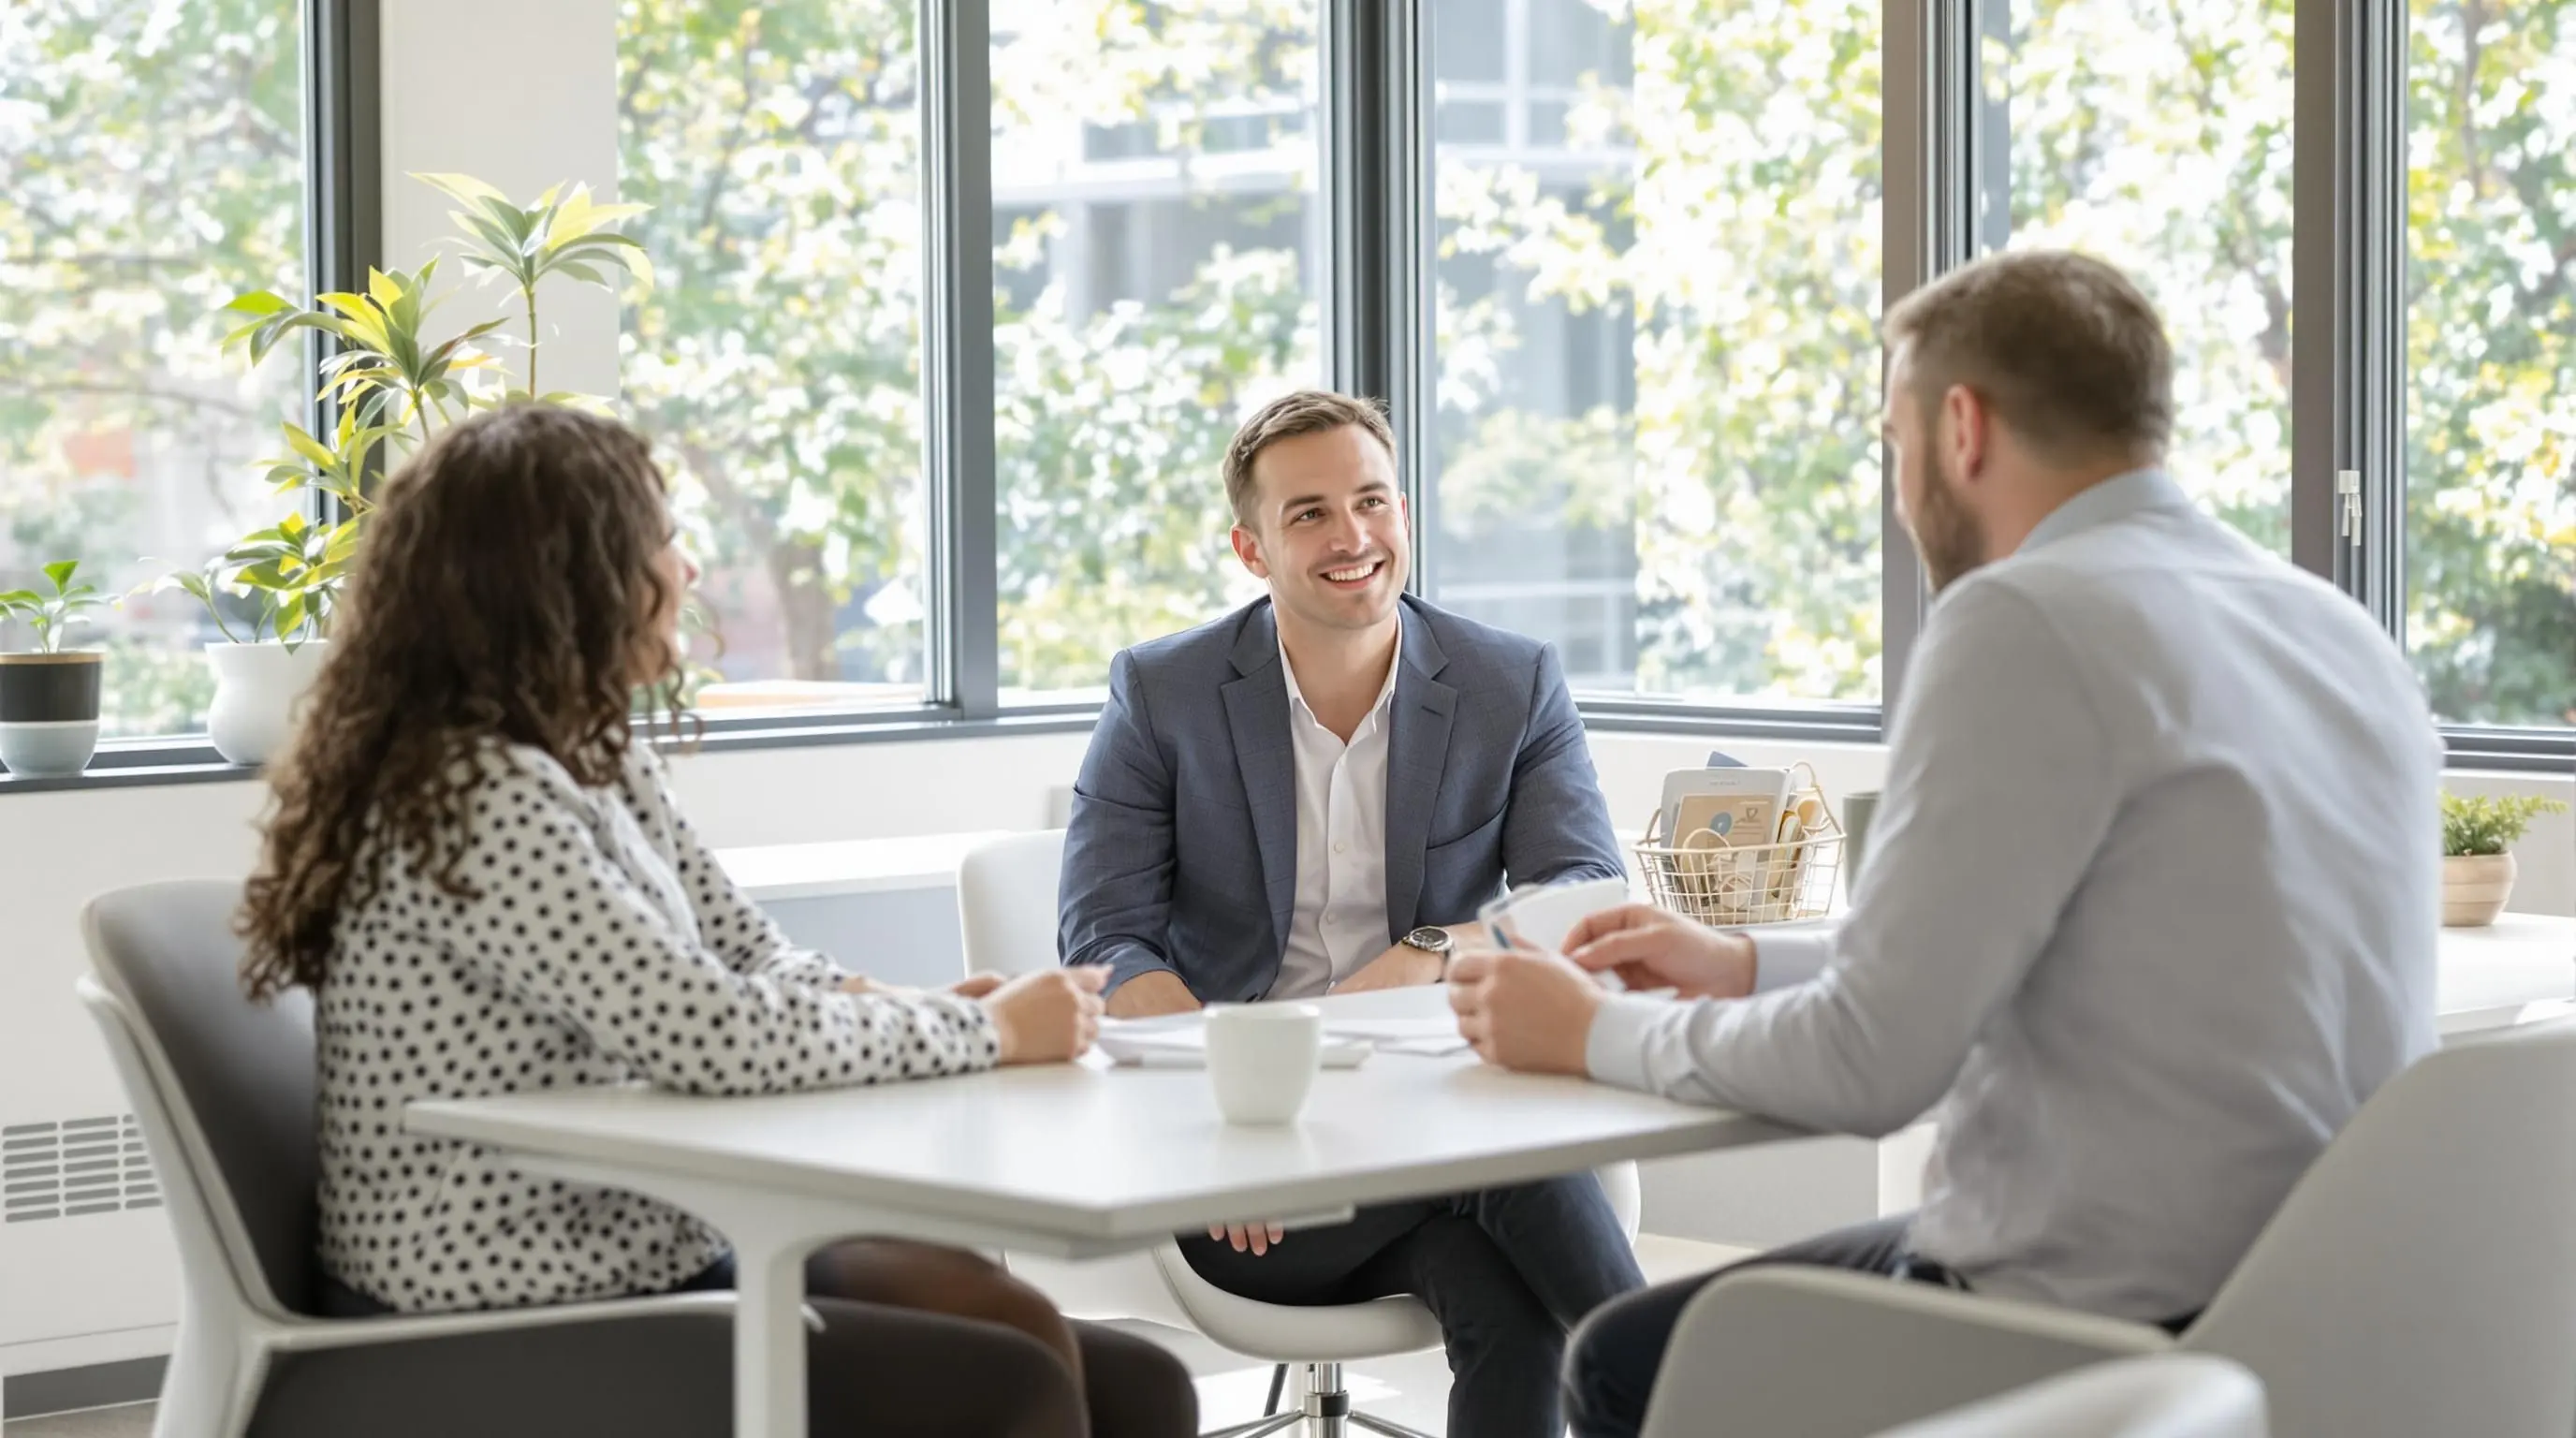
[1911,448,1990,592]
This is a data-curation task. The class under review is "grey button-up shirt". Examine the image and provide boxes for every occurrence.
[1588,469,2443,1322]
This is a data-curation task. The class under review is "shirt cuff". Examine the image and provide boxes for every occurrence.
[1585,991,1678,1093]
[1749,925,1837,991]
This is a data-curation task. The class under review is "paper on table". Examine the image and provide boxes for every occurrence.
[1323,1018,1471,1057]
[1095,1021,1373,1067]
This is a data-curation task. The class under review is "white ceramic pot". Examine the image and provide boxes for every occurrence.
[0,651,103,779]
[2440,852,2517,928]
[206,640,331,767]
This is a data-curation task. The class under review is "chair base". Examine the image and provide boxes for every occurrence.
[1203,1363,1440,1438]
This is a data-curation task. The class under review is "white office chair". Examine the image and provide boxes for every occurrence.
[79,880,751,1438]
[960,830,1643,1437]
[1876,1355,2267,1438]
[1635,1017,2576,1438]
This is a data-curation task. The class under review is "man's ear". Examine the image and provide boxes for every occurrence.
[1943,383,1991,483]
[1231,523,1270,580]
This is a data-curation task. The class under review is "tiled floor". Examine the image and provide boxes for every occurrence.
[3,1236,1749,1438]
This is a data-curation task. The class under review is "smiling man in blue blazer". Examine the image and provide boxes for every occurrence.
[1058,389,1641,1438]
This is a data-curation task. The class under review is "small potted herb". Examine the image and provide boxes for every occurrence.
[2438,792,2570,927]
[0,561,110,778]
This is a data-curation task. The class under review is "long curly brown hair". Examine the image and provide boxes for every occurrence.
[238,404,687,1001]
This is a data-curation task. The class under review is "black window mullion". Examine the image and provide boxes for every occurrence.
[1326,0,1430,597]
[921,0,1000,718]
[302,0,381,526]
[2292,0,2406,632]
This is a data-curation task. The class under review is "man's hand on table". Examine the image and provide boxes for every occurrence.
[1447,904,1760,1075]
[1104,969,1203,1019]
[1562,904,1758,999]
[1331,926,1468,994]
[1445,946,1602,1075]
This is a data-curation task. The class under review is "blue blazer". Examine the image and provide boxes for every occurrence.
[1060,595,1625,1002]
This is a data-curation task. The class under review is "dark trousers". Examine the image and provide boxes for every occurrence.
[1564,1214,2203,1438]
[1563,1213,1951,1438]
[1178,1172,1646,1438]
[316,1249,1195,1438]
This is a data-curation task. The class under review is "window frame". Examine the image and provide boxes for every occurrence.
[8,0,2565,796]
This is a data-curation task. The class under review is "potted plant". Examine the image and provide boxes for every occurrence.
[2438,792,2569,927]
[0,561,110,778]
[154,174,648,765]
[153,512,356,765]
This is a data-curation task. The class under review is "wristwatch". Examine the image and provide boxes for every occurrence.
[1399,925,1456,976]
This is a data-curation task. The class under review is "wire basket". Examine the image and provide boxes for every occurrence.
[1632,765,1843,927]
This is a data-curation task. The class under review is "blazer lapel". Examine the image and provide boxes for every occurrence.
[1382,601,1456,938]
[1221,606,1298,958]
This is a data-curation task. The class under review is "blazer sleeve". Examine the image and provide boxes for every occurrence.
[446,754,999,1096]
[1500,641,1627,889]
[1059,648,1188,995]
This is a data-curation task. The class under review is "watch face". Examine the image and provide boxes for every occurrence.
[1405,926,1453,954]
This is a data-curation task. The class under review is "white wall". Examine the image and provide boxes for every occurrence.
[377,0,622,403]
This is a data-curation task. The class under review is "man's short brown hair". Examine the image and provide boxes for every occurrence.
[1882,250,2173,462]
[1222,389,1398,527]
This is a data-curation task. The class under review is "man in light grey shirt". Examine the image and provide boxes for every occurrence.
[1446,251,2442,1438]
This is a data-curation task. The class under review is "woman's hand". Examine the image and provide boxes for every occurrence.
[981,968,1108,1064]
[841,973,1009,1000]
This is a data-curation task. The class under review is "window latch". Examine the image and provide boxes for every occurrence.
[2336,470,2364,550]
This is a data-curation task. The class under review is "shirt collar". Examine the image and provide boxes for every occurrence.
[2019,467,2192,554]
[1280,623,1403,723]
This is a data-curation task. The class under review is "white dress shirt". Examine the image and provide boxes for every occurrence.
[1270,630,1402,1000]
[1586,470,2443,1323]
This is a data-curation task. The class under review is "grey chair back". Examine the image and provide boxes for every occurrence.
[83,879,320,1317]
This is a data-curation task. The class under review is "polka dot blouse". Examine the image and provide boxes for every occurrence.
[315,741,998,1313]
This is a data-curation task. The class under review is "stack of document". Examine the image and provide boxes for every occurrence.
[1094,1015,1471,1066]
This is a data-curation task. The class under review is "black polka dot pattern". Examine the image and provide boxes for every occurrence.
[315,741,999,1313]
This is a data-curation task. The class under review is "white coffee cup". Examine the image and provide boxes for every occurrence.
[1204,1004,1324,1125]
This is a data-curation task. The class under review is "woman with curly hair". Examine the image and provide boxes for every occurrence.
[237,404,1193,1437]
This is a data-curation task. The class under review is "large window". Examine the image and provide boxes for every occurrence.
[1427,0,1887,704]
[0,0,309,739]
[2405,0,2576,729]
[1974,0,2298,555]
[989,0,1326,700]
[7,0,2568,780]
[619,0,931,713]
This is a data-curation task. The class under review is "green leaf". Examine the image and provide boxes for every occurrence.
[281,423,338,470]
[222,290,295,317]
[413,170,508,206]
[41,560,79,590]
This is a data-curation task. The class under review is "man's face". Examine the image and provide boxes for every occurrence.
[1231,424,1412,635]
[1884,347,1989,593]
